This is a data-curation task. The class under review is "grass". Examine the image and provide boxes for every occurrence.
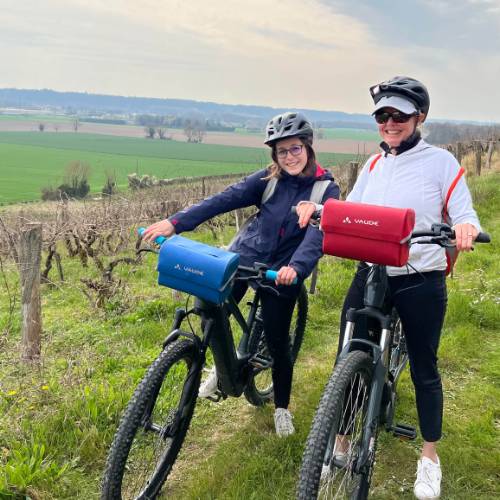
[0,172,498,499]
[321,128,379,142]
[0,132,354,204]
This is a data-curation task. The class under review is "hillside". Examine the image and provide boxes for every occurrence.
[0,88,374,128]
[0,168,498,499]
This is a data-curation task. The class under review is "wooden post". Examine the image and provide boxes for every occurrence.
[347,161,360,197]
[455,142,463,163]
[473,140,482,176]
[19,223,42,362]
[485,140,495,170]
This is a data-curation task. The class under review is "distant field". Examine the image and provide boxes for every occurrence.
[0,113,73,123]
[0,132,354,204]
[322,127,379,141]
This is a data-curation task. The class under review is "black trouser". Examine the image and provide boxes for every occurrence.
[232,281,297,409]
[338,264,447,442]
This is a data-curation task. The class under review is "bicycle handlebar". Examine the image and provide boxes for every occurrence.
[290,208,491,245]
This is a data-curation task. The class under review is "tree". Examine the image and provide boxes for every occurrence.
[59,160,91,198]
[145,127,156,139]
[184,119,206,143]
[102,171,117,196]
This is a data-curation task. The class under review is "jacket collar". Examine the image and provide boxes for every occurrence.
[380,130,421,156]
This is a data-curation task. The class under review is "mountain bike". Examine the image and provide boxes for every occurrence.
[297,222,490,500]
[101,233,308,499]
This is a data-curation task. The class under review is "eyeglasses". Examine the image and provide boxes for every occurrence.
[276,144,304,159]
[374,110,418,124]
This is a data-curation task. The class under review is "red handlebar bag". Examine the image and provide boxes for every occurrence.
[321,199,415,267]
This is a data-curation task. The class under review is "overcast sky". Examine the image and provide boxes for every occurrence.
[1,0,499,122]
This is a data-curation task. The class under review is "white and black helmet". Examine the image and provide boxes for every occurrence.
[370,76,430,116]
[264,112,313,146]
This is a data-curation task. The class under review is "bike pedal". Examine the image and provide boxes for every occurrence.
[392,423,417,440]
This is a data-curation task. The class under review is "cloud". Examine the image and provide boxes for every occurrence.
[0,0,498,121]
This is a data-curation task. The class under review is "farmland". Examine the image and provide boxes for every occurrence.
[0,132,357,204]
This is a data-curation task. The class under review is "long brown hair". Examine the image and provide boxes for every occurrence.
[264,135,317,180]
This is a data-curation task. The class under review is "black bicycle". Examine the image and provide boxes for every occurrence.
[297,223,490,500]
[101,237,308,499]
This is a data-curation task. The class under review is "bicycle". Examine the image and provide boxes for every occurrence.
[101,232,308,499]
[296,219,490,500]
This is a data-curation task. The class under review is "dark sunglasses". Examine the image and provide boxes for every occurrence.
[276,144,303,159]
[374,110,418,124]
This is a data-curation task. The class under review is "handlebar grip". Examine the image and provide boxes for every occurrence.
[138,227,167,245]
[475,232,491,243]
[265,270,298,284]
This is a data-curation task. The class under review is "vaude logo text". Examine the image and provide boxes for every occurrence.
[354,218,379,226]
[174,264,204,276]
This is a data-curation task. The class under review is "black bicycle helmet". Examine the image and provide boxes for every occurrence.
[370,76,430,117]
[264,112,313,146]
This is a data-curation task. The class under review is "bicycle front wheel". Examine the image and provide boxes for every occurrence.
[101,338,201,500]
[297,350,374,500]
[244,283,308,406]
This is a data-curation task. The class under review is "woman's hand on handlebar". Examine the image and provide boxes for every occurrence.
[296,202,319,228]
[452,222,479,251]
[275,266,298,286]
[142,220,175,243]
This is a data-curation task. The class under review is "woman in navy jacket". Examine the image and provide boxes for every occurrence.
[144,112,340,436]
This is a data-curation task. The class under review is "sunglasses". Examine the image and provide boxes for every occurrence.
[374,111,418,124]
[276,144,304,159]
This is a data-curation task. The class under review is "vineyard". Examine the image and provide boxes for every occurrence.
[0,146,498,498]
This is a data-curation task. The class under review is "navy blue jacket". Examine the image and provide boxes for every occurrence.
[170,166,340,281]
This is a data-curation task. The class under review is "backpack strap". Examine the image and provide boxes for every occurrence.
[261,177,278,204]
[369,153,383,172]
[310,180,332,204]
[442,167,465,277]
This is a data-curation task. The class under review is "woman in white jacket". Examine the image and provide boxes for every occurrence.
[299,76,482,500]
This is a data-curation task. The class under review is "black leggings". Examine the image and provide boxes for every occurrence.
[339,264,447,442]
[232,281,297,409]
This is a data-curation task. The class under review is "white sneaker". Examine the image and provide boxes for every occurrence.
[198,367,218,398]
[274,408,295,437]
[414,456,442,499]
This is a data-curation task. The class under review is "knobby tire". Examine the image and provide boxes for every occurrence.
[297,350,375,500]
[101,338,200,500]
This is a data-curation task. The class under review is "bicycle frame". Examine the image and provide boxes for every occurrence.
[160,274,264,399]
[337,264,401,474]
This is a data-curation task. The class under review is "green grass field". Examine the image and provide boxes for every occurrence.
[0,132,354,204]
[0,172,498,499]
[321,127,379,141]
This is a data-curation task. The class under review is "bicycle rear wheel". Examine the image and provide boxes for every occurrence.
[297,350,374,500]
[101,338,201,500]
[244,284,308,406]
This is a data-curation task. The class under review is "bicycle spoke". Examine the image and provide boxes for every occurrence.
[319,372,369,499]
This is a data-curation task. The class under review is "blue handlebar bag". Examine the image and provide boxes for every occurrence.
[157,235,240,304]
